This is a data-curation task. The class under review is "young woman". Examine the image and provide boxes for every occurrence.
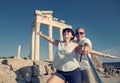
[37,28,82,83]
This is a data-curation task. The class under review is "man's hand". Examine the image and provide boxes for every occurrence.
[105,54,118,59]
[81,43,91,55]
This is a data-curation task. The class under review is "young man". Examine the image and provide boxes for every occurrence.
[74,27,118,83]
[74,27,96,83]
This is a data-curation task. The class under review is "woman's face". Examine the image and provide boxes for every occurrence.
[63,29,73,40]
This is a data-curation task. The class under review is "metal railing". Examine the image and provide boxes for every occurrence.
[87,55,103,83]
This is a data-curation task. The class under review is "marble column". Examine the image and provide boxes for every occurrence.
[60,28,63,41]
[48,25,53,60]
[30,27,36,60]
[34,22,40,60]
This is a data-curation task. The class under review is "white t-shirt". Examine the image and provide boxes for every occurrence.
[74,37,92,70]
[53,41,80,71]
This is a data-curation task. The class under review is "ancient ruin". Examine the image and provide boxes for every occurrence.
[30,10,72,61]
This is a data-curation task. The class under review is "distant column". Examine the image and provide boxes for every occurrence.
[48,25,53,60]
[34,22,40,60]
[17,45,21,59]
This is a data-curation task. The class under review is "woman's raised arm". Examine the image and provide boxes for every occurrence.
[37,31,59,46]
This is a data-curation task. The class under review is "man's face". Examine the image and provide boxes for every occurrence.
[76,28,85,40]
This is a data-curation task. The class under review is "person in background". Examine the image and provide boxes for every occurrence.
[74,27,95,83]
[104,65,109,76]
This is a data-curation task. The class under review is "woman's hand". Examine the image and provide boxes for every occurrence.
[37,31,42,35]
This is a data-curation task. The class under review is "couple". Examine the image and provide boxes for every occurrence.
[37,27,117,83]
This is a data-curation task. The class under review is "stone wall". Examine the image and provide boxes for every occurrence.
[0,59,55,83]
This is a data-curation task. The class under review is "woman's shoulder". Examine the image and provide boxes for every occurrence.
[70,41,79,46]
[57,40,64,45]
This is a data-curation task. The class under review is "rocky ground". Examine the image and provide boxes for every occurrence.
[0,58,120,83]
[0,58,55,83]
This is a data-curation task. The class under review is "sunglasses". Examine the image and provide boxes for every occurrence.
[63,29,71,33]
[76,32,84,35]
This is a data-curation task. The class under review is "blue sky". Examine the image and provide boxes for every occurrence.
[0,0,120,62]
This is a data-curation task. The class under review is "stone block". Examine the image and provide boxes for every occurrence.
[18,66,32,83]
[32,65,40,76]
[0,59,3,64]
[3,59,33,71]
[0,64,10,71]
[34,61,48,75]
[0,67,17,83]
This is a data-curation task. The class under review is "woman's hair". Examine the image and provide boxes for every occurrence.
[62,28,75,40]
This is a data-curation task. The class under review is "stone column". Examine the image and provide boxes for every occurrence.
[30,27,36,60]
[34,22,40,60]
[48,25,53,60]
[17,45,21,59]
[60,28,63,41]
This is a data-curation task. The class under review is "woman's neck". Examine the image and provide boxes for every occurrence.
[64,39,71,46]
